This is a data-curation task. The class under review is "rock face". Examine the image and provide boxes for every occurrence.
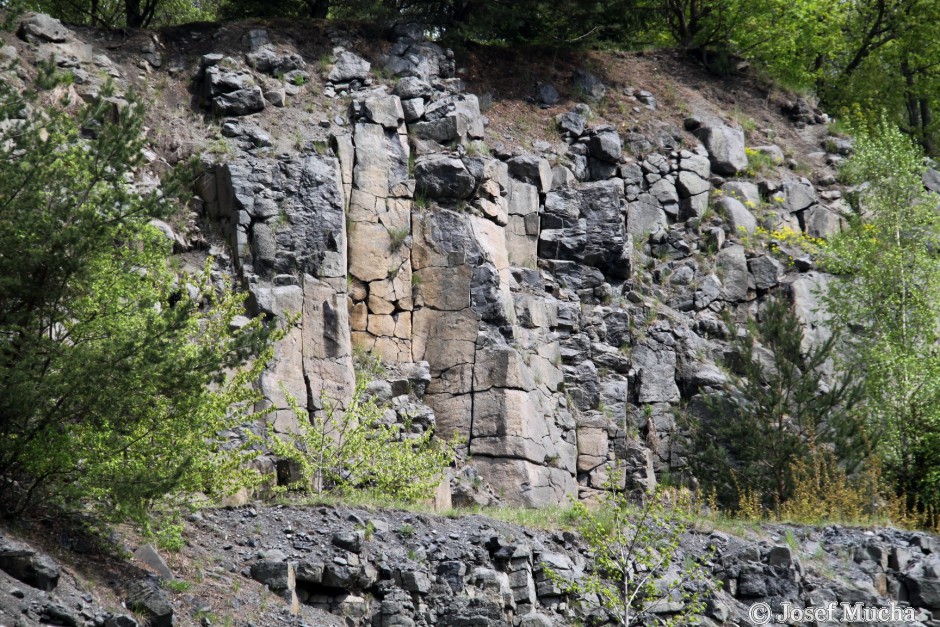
[11,6,886,533]
[185,22,866,508]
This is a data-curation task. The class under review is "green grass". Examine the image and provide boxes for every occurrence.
[162,579,192,593]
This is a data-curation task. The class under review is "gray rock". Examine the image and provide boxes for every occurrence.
[212,87,265,116]
[677,171,710,198]
[246,45,305,76]
[400,570,432,594]
[535,83,559,106]
[414,154,476,199]
[721,181,760,206]
[556,111,586,137]
[250,560,295,591]
[329,50,371,83]
[752,144,785,165]
[627,194,667,239]
[716,196,757,236]
[694,122,747,175]
[779,178,816,213]
[748,255,782,290]
[401,98,425,122]
[507,155,552,193]
[125,580,173,627]
[0,541,60,591]
[716,244,748,302]
[588,129,622,163]
[332,530,363,554]
[519,612,553,626]
[572,69,606,100]
[393,76,433,99]
[103,615,139,627]
[132,544,173,580]
[17,13,70,43]
[633,345,680,403]
[923,168,940,194]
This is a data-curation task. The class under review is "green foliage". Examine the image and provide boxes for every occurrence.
[0,69,275,520]
[821,120,940,511]
[689,296,865,511]
[268,373,459,503]
[548,486,709,626]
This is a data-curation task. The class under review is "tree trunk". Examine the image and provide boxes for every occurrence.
[125,0,144,28]
[307,0,329,18]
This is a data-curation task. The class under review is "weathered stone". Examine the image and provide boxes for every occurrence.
[471,388,551,464]
[694,122,747,175]
[132,545,173,580]
[627,194,666,239]
[779,178,816,213]
[360,95,404,129]
[507,155,552,193]
[393,76,433,99]
[806,204,842,238]
[556,111,586,137]
[676,170,710,197]
[748,255,783,290]
[0,541,60,592]
[572,68,606,100]
[473,457,577,507]
[18,13,70,43]
[212,86,265,116]
[632,346,680,403]
[414,154,476,199]
[329,50,371,82]
[716,196,757,236]
[588,129,622,163]
[250,560,296,591]
[721,181,760,206]
[125,580,173,627]
[716,244,749,302]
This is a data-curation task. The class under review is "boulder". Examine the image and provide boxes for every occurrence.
[212,87,265,116]
[694,122,747,175]
[632,345,680,403]
[779,179,816,213]
[507,155,552,193]
[125,580,174,627]
[588,129,622,163]
[535,83,559,106]
[250,560,296,591]
[556,111,586,138]
[572,68,606,100]
[329,50,371,83]
[17,13,70,43]
[716,244,748,302]
[748,255,783,290]
[716,196,757,236]
[0,541,60,592]
[393,77,433,99]
[414,155,476,199]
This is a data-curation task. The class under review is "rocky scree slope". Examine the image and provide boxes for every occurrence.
[5,10,940,627]
[3,504,940,626]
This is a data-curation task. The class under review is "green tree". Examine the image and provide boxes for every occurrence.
[690,296,865,510]
[0,69,274,520]
[268,373,458,503]
[823,119,940,511]
[549,486,709,626]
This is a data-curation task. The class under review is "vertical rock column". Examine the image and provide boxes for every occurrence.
[345,95,414,362]
[204,146,354,431]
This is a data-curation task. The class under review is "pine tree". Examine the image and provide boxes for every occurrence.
[0,67,274,520]
[690,295,865,510]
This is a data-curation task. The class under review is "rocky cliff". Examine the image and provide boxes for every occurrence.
[5,11,940,627]
[181,19,847,508]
